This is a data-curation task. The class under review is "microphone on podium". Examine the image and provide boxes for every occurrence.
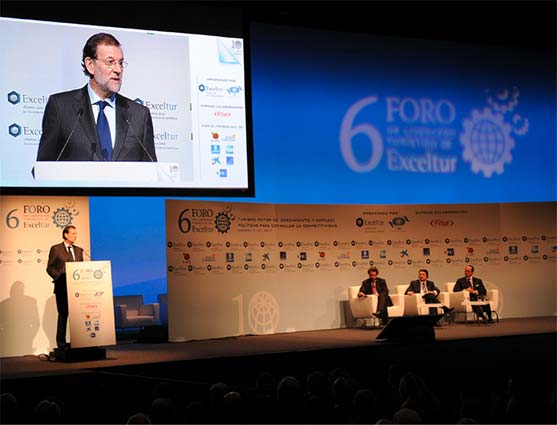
[125,117,155,162]
[56,108,84,161]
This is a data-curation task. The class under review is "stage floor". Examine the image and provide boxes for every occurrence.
[1,316,555,380]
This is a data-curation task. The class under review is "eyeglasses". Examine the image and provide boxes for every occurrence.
[93,58,127,69]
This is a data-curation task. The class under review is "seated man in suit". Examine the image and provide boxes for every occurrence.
[454,265,494,324]
[405,268,453,324]
[358,266,393,325]
[37,32,157,162]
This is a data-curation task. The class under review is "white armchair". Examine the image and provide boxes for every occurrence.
[395,284,448,317]
[392,285,411,315]
[113,295,160,330]
[157,293,168,326]
[347,285,378,327]
[444,281,500,322]
[444,281,471,322]
[483,281,500,321]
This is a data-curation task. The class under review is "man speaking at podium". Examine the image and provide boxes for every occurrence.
[36,32,157,162]
[46,225,84,349]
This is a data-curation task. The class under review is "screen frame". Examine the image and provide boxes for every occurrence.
[0,3,255,197]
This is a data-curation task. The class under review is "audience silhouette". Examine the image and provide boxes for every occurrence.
[1,353,555,424]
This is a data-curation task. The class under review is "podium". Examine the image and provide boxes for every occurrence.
[34,161,180,184]
[53,261,116,362]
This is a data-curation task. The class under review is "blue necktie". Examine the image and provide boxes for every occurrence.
[96,101,112,160]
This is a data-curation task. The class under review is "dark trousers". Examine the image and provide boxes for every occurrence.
[54,284,68,348]
[470,294,492,320]
[423,293,441,304]
[472,304,492,320]
[377,293,393,317]
[423,294,451,316]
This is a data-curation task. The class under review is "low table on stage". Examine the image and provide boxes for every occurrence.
[461,300,492,325]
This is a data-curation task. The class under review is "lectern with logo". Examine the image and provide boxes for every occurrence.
[54,260,116,361]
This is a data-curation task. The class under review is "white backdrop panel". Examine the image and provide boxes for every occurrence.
[0,196,90,357]
[166,201,556,342]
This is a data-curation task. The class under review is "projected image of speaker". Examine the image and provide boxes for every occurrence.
[376,315,442,342]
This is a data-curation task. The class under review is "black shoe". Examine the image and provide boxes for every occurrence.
[487,318,494,324]
[372,313,382,318]
[442,307,454,315]
[479,317,491,325]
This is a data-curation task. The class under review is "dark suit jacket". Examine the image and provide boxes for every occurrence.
[454,276,487,301]
[37,85,157,162]
[359,277,389,296]
[46,242,84,294]
[405,279,440,297]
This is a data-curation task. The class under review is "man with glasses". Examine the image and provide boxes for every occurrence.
[37,33,157,162]
[405,268,454,325]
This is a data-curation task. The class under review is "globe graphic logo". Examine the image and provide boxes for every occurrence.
[469,120,505,164]
[214,212,231,233]
[57,211,71,224]
[52,208,73,228]
[248,291,279,334]
[460,108,514,177]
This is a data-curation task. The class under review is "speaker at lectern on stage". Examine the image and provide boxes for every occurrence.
[52,261,116,362]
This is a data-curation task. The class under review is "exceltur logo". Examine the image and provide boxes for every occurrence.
[341,87,528,178]
[9,123,22,137]
[340,96,457,174]
[7,91,48,105]
[8,91,21,105]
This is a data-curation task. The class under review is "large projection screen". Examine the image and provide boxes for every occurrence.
[0,17,253,196]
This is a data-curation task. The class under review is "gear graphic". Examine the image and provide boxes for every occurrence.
[223,205,235,220]
[51,207,73,228]
[486,86,519,114]
[64,201,80,217]
[214,211,231,233]
[460,108,515,177]
[512,114,529,136]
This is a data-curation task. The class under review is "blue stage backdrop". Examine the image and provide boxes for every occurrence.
[92,23,556,303]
